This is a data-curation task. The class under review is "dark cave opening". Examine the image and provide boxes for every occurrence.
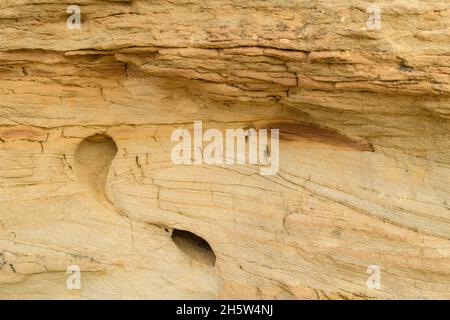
[171,229,216,266]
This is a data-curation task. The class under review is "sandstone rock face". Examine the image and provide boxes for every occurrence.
[0,0,449,299]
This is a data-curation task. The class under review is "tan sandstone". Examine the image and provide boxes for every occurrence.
[0,0,449,299]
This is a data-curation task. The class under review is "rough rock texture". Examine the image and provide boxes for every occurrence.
[0,0,449,299]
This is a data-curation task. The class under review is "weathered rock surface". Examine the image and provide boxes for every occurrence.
[0,0,449,299]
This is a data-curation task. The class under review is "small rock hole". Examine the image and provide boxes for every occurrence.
[75,134,118,198]
[399,59,414,72]
[171,229,216,266]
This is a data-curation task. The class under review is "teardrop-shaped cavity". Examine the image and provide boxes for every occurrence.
[74,134,118,199]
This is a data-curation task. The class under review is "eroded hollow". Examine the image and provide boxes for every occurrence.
[74,134,118,199]
[171,229,216,266]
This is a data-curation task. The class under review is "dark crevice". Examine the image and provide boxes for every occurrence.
[171,229,216,266]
